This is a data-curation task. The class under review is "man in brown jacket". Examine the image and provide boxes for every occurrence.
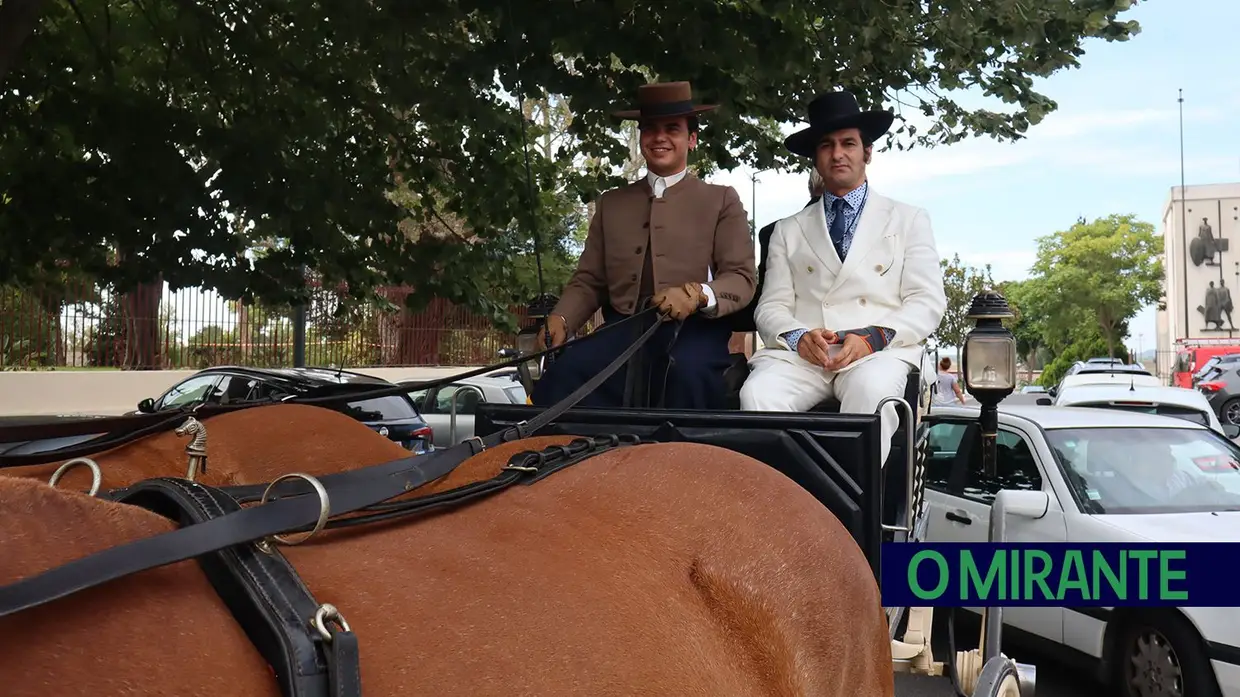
[530,81,757,410]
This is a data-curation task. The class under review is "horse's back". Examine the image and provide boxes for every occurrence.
[282,439,894,696]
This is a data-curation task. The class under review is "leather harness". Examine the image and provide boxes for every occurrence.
[0,308,663,697]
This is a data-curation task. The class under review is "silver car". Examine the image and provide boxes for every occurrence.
[401,370,528,448]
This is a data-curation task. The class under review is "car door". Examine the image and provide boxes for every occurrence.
[922,417,1069,643]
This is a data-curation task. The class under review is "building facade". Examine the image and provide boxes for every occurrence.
[1156,181,1240,376]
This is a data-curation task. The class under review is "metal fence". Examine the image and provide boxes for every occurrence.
[1,280,532,370]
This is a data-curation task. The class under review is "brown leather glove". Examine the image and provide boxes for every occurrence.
[652,282,706,321]
[536,314,568,349]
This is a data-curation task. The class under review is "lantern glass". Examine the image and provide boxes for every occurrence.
[964,334,1017,391]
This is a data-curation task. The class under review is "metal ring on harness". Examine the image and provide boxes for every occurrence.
[311,603,352,643]
[258,473,331,547]
[47,457,102,497]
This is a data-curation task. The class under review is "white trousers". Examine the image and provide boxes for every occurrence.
[739,353,912,466]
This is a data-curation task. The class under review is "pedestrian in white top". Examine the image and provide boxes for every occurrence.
[934,357,965,405]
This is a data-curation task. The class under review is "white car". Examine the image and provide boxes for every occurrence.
[1053,383,1235,438]
[1055,371,1164,392]
[924,404,1240,697]
[402,371,528,448]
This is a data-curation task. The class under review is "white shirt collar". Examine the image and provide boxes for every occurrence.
[647,168,687,197]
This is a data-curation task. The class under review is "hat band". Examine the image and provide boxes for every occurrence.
[638,99,696,118]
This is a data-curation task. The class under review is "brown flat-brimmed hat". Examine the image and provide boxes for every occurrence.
[784,90,894,158]
[612,81,718,121]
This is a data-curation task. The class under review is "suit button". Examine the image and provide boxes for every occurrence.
[859,298,867,306]
[643,222,649,228]
[807,265,814,273]
[631,273,638,281]
[875,264,884,272]
[635,246,643,254]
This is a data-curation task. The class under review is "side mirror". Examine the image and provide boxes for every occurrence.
[137,398,156,413]
[1047,386,1057,398]
[1000,490,1050,520]
[1223,424,1240,439]
[1035,397,1053,406]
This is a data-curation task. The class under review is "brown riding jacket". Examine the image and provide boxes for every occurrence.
[552,174,757,332]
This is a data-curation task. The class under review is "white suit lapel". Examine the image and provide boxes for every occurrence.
[830,192,893,292]
[790,200,842,274]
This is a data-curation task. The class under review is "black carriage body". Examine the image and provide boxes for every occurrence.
[475,403,928,585]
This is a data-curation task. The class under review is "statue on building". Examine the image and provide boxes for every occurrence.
[1220,279,1235,329]
[1198,281,1225,329]
[1190,216,1227,266]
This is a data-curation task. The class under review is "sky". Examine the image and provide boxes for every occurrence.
[707,0,1240,357]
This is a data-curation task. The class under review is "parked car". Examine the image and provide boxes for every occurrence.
[1193,352,1240,388]
[401,371,529,449]
[1085,356,1126,366]
[135,366,434,453]
[1019,385,1047,394]
[1052,382,1234,437]
[924,403,1240,697]
[1198,366,1240,426]
[1048,366,1162,398]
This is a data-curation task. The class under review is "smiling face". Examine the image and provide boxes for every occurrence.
[639,116,697,177]
[815,127,871,196]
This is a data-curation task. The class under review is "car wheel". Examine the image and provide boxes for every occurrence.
[1114,612,1220,697]
[1222,398,1240,426]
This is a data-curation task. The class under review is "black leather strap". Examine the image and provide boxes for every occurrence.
[114,478,358,697]
[0,313,663,620]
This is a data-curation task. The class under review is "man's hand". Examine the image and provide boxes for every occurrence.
[537,314,568,349]
[824,332,874,371]
[652,282,706,321]
[796,328,839,368]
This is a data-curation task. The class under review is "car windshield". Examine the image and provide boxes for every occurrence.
[339,394,420,421]
[1046,427,1240,514]
[1072,402,1211,427]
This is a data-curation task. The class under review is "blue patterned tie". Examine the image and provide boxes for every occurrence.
[829,197,847,259]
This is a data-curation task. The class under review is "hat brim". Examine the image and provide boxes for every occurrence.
[784,111,895,158]
[612,104,719,121]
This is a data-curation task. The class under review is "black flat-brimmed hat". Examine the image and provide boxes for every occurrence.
[612,81,719,121]
[784,90,894,158]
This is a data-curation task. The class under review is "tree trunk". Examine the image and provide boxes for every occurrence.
[121,277,164,369]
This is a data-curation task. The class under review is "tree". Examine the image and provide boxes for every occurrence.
[1030,214,1163,359]
[933,254,994,364]
[0,0,1143,320]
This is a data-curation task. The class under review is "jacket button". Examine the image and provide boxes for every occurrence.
[643,222,649,228]
[859,298,867,305]
[875,264,884,272]
[635,246,643,254]
[631,273,638,281]
[808,265,814,273]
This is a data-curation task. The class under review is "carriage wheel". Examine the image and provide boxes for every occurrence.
[971,656,1031,697]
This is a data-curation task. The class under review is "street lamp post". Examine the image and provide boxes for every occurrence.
[962,290,1018,479]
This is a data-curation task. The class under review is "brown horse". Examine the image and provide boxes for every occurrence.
[2,404,414,492]
[0,431,895,697]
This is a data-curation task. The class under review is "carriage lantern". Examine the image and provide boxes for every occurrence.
[513,293,561,387]
[962,290,1017,479]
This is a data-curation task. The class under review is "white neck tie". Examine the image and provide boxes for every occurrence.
[652,178,666,198]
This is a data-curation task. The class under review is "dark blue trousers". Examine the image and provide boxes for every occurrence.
[530,306,733,410]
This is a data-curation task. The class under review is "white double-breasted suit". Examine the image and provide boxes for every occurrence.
[740,188,948,465]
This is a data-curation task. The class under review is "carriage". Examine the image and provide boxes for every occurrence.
[491,284,1039,697]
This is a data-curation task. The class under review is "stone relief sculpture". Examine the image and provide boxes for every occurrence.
[1190,216,1227,266]
[1198,280,1235,330]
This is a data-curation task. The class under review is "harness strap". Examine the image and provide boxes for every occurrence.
[114,478,359,697]
[0,312,663,620]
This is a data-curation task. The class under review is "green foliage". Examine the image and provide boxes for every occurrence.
[1030,214,1163,358]
[933,253,994,353]
[0,0,1142,319]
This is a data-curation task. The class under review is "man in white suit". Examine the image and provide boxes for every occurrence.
[740,90,947,465]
